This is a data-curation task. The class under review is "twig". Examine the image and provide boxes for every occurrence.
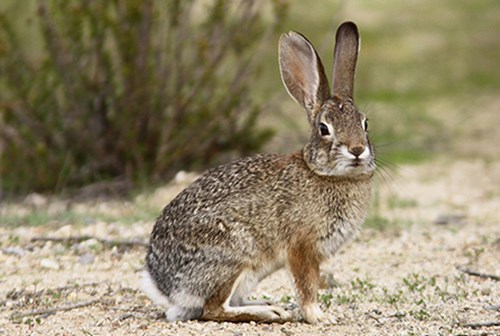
[387,312,406,319]
[31,236,149,248]
[50,281,104,292]
[6,281,103,303]
[11,298,100,320]
[484,304,500,311]
[366,312,382,325]
[460,321,500,328]
[458,267,500,281]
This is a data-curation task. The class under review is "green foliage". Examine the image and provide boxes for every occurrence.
[280,294,293,304]
[1,209,83,228]
[262,0,500,164]
[402,273,429,293]
[318,292,334,308]
[1,198,159,227]
[0,0,287,193]
[350,277,375,294]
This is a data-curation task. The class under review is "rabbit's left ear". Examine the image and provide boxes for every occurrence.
[331,22,360,100]
[279,31,330,125]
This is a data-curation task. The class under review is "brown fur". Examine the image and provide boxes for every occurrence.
[142,22,375,324]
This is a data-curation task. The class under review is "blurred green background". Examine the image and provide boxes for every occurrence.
[1,0,499,195]
[263,0,499,161]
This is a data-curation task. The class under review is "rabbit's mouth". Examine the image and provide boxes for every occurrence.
[308,157,375,177]
[347,159,375,175]
[333,145,375,176]
[344,160,375,175]
[303,144,375,177]
[350,160,363,167]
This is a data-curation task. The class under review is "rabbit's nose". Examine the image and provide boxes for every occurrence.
[348,144,365,157]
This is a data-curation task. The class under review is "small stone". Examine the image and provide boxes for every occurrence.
[280,327,294,336]
[40,258,60,270]
[78,238,102,252]
[2,247,26,257]
[434,214,466,225]
[79,253,95,265]
[480,285,491,296]
[54,225,74,238]
[174,171,194,184]
[24,193,47,207]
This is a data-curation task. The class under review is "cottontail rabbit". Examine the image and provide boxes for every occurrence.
[142,21,375,324]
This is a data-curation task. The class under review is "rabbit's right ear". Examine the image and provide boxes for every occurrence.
[279,31,330,124]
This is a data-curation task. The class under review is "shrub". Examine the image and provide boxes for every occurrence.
[0,0,287,193]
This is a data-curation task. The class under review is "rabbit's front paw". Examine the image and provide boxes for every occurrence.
[302,303,336,325]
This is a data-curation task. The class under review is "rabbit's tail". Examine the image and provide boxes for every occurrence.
[141,270,204,321]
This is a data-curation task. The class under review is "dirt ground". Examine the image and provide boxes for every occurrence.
[0,158,499,336]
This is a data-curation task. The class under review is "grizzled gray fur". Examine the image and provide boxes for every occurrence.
[142,21,376,324]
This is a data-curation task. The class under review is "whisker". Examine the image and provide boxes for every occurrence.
[374,157,409,195]
[376,158,402,175]
[372,139,416,149]
[375,166,398,187]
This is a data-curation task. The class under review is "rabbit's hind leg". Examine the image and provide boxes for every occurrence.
[229,270,260,306]
[202,270,292,323]
[229,270,272,307]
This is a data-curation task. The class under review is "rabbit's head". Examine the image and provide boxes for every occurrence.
[279,22,375,177]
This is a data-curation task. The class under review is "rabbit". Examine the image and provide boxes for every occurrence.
[141,21,375,324]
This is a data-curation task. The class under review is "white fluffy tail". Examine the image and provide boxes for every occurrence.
[141,270,172,309]
[140,270,204,321]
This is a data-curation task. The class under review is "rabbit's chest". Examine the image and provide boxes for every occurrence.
[317,213,360,257]
[308,185,370,257]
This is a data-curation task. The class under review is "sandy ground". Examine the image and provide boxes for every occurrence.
[0,158,499,335]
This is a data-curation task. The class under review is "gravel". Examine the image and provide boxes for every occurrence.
[0,159,499,335]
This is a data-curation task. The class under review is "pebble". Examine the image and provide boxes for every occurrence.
[1,247,26,257]
[54,225,74,238]
[77,238,103,253]
[480,285,491,296]
[24,193,48,207]
[434,214,466,226]
[174,171,197,184]
[40,258,60,270]
[79,253,95,265]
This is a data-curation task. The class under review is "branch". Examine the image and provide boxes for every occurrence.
[484,304,500,311]
[11,298,100,320]
[31,236,149,248]
[458,267,500,281]
[460,321,500,328]
[49,281,104,293]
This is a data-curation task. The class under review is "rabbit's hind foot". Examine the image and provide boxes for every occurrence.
[202,304,292,323]
[201,270,293,323]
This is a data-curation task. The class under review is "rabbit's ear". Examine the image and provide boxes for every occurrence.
[279,31,330,124]
[332,22,359,100]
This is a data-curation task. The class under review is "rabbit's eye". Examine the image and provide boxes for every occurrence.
[362,118,368,131]
[319,123,330,136]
